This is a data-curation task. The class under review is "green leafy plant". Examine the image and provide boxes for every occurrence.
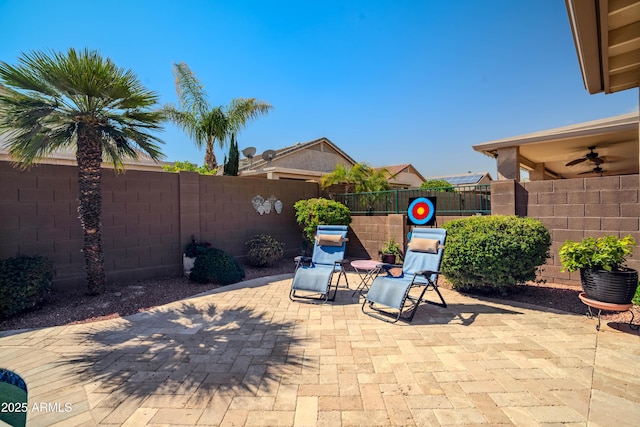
[245,234,284,267]
[0,255,54,318]
[294,198,352,243]
[162,160,216,175]
[380,237,402,256]
[441,215,551,294]
[189,248,245,285]
[184,238,212,258]
[420,179,455,192]
[559,235,636,273]
[633,283,640,305]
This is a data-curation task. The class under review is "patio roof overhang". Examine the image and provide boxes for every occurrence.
[473,113,639,179]
[566,0,640,94]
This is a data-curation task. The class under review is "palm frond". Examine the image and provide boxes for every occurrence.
[227,97,273,134]
[172,62,209,117]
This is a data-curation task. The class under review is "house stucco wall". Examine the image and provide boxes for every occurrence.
[269,148,352,173]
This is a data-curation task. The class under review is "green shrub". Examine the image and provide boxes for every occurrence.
[189,248,245,285]
[420,179,454,192]
[0,255,54,318]
[441,215,551,294]
[294,198,352,243]
[633,283,640,306]
[245,234,284,267]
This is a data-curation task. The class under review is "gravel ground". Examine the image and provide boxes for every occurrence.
[1,258,637,331]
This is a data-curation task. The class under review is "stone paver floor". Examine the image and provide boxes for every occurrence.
[1,273,639,426]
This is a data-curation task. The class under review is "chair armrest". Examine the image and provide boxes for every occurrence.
[379,263,402,272]
[334,259,350,266]
[295,256,312,262]
[416,270,440,277]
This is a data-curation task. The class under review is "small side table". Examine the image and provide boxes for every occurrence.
[578,292,639,331]
[350,260,382,297]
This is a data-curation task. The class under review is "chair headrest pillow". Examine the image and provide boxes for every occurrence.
[408,237,440,253]
[316,233,346,246]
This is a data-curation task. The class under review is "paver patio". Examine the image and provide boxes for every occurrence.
[1,272,639,426]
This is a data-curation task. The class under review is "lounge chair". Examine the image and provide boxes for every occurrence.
[290,225,350,303]
[362,227,447,323]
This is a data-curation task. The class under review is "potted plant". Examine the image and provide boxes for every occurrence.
[183,236,211,277]
[380,237,402,264]
[559,234,638,304]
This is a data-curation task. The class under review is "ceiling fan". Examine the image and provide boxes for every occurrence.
[578,165,605,176]
[565,146,605,167]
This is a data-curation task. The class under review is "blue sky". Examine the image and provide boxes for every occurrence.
[1,0,637,178]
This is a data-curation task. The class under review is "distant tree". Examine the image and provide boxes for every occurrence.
[164,63,272,170]
[162,160,216,175]
[320,162,391,193]
[0,48,164,294]
[420,179,455,192]
[223,134,239,176]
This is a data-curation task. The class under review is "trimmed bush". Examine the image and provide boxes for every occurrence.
[0,255,54,318]
[441,215,551,294]
[294,198,352,243]
[245,234,284,267]
[189,248,245,285]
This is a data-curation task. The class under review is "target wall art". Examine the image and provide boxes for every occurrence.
[407,197,437,226]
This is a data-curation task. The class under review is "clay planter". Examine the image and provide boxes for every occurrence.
[580,267,638,304]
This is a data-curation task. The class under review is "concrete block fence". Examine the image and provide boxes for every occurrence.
[0,162,317,291]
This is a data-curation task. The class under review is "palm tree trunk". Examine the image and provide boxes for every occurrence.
[205,140,217,171]
[76,125,106,295]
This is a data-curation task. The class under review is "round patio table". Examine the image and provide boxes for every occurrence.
[350,259,382,297]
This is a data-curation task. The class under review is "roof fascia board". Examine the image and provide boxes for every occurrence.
[472,117,638,152]
[565,0,606,94]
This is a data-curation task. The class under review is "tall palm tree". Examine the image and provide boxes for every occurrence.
[0,48,164,294]
[164,63,272,170]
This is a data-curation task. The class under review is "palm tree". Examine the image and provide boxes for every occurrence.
[0,48,164,294]
[164,63,272,170]
[320,162,391,193]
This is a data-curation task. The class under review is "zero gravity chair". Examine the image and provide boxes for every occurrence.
[290,225,350,303]
[362,227,447,323]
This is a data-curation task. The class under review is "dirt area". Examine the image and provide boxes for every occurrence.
[1,258,637,331]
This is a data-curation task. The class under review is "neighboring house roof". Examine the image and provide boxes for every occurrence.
[473,112,638,179]
[426,172,493,186]
[238,137,357,181]
[565,0,640,94]
[0,133,169,171]
[378,164,427,188]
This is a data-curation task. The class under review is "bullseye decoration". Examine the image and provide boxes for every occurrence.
[407,197,436,226]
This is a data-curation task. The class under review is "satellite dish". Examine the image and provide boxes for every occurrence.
[242,146,256,168]
[242,147,256,158]
[262,149,277,164]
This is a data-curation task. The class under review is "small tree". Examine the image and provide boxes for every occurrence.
[421,179,454,192]
[223,134,239,176]
[294,198,352,243]
[162,160,216,175]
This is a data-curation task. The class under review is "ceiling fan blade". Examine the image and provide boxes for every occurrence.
[592,157,605,165]
[565,158,587,166]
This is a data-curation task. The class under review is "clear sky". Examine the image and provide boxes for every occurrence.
[1,0,637,178]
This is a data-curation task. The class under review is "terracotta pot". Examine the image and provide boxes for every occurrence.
[580,267,638,304]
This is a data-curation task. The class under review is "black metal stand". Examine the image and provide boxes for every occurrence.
[579,292,639,331]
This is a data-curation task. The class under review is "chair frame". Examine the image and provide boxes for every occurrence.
[362,228,447,323]
[289,225,350,304]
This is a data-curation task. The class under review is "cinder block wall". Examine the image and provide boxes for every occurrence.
[348,214,466,261]
[492,175,640,285]
[0,162,318,291]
